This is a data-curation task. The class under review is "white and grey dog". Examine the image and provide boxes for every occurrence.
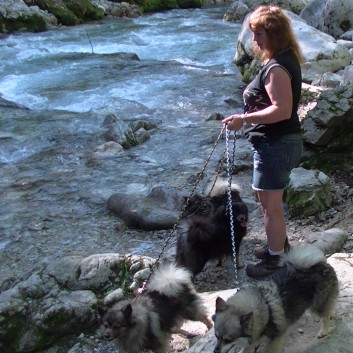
[213,245,339,353]
[98,263,213,353]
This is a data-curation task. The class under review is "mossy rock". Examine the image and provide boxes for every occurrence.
[177,0,202,8]
[131,0,201,12]
[63,0,104,21]
[0,14,47,33]
[25,0,80,26]
[285,187,333,218]
[25,0,104,26]
[285,168,335,218]
[302,152,353,173]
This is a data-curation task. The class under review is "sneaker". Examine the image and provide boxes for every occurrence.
[246,251,283,278]
[254,237,291,259]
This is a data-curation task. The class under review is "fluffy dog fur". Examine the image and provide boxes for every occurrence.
[176,180,248,276]
[213,245,339,353]
[98,263,212,353]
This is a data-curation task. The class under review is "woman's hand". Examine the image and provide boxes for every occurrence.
[222,114,243,131]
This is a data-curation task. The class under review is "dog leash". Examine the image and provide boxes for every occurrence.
[224,125,239,289]
[136,125,240,296]
[136,125,227,297]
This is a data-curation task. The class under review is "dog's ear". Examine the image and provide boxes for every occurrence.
[215,297,227,313]
[122,303,133,319]
[97,305,107,319]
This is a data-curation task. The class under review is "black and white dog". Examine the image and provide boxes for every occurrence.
[213,245,339,353]
[98,263,212,353]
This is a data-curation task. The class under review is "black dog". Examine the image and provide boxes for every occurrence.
[176,181,248,277]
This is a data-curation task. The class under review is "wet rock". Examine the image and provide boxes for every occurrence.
[107,185,185,230]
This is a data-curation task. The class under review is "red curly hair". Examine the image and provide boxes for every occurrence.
[248,5,303,64]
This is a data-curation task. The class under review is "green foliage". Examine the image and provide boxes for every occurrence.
[120,262,132,291]
[285,181,334,218]
[130,0,201,12]
[24,0,104,26]
[178,0,202,8]
[63,0,104,21]
[125,131,139,148]
[340,19,351,33]
[302,151,353,173]
[0,313,27,353]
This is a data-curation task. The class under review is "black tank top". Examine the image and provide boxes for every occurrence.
[243,49,302,141]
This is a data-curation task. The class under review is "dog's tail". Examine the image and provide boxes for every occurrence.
[147,263,193,297]
[179,217,215,245]
[204,178,242,197]
[283,244,327,270]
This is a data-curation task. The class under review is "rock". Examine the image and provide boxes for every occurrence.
[0,0,140,33]
[0,96,30,109]
[0,0,57,32]
[89,0,141,18]
[224,0,307,17]
[107,185,185,230]
[77,253,126,290]
[103,288,124,305]
[93,141,124,158]
[223,1,249,22]
[0,253,154,353]
[0,271,96,353]
[306,228,348,255]
[340,65,353,86]
[285,167,335,218]
[300,84,353,171]
[102,113,155,149]
[300,0,353,39]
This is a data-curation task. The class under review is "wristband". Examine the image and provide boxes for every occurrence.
[240,114,247,127]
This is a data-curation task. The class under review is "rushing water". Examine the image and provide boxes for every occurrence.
[0,5,244,282]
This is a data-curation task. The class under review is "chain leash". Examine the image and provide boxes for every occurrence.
[138,125,227,294]
[224,125,239,289]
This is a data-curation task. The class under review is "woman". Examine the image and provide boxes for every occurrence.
[223,5,303,278]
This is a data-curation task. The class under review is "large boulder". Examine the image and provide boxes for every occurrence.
[130,0,203,13]
[25,0,104,26]
[300,0,353,39]
[226,0,307,15]
[107,185,185,230]
[0,253,154,353]
[89,0,141,17]
[300,83,353,171]
[0,0,57,32]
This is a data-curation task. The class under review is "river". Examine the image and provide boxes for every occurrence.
[0,5,245,285]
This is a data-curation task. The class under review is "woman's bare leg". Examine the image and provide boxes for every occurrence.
[256,190,286,253]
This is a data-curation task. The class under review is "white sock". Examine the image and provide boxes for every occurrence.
[269,249,284,256]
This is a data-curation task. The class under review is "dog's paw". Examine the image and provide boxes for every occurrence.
[237,258,245,269]
[317,326,334,338]
[317,317,335,338]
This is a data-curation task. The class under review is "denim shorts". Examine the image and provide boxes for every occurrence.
[251,134,303,191]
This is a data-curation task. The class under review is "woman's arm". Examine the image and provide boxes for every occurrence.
[223,66,292,130]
